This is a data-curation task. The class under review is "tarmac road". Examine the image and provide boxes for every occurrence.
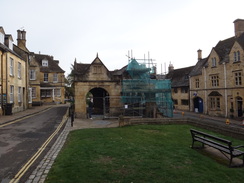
[0,105,69,183]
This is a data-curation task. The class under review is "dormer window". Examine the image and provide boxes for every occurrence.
[211,57,217,67]
[42,59,48,67]
[9,39,13,50]
[234,51,240,62]
[0,32,4,44]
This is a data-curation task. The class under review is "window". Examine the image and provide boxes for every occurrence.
[181,99,189,106]
[18,87,22,102]
[41,90,51,97]
[18,62,21,79]
[181,87,188,93]
[211,75,219,87]
[211,57,216,67]
[0,32,4,44]
[42,59,48,66]
[234,72,242,86]
[234,51,241,62]
[10,58,14,76]
[32,87,36,98]
[28,88,32,104]
[94,66,102,74]
[53,73,58,83]
[54,89,61,97]
[173,99,178,105]
[173,88,178,93]
[44,73,48,82]
[195,78,199,88]
[30,70,36,80]
[210,97,220,110]
[10,85,14,103]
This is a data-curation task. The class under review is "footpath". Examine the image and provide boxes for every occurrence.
[0,106,243,182]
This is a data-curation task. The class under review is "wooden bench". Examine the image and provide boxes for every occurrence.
[190,129,244,167]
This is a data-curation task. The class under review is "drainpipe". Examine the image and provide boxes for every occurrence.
[188,76,192,111]
[1,51,4,110]
[52,88,55,102]
[5,53,8,104]
[204,67,207,114]
[224,62,228,117]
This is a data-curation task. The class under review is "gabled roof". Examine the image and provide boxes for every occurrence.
[74,62,90,75]
[74,54,128,78]
[189,57,208,77]
[214,36,235,62]
[0,26,5,34]
[166,66,194,87]
[34,53,65,73]
[110,65,127,75]
[0,42,23,59]
[213,32,244,63]
[190,32,244,77]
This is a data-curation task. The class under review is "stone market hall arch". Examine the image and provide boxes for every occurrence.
[88,87,110,115]
[73,55,126,118]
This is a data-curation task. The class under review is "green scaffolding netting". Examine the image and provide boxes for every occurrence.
[122,59,173,117]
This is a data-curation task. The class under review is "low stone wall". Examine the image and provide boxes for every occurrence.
[119,117,244,140]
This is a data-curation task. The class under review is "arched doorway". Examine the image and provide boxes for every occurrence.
[88,87,109,115]
[193,97,203,113]
[236,96,243,117]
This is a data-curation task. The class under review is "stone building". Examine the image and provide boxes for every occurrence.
[73,54,128,118]
[30,53,65,104]
[0,27,28,115]
[166,64,194,111]
[189,19,244,118]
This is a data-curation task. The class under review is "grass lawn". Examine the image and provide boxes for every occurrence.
[45,124,244,183]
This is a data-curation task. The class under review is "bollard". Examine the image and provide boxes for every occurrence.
[71,112,74,127]
[226,119,230,125]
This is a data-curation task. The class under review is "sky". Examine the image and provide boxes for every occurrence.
[1,0,244,76]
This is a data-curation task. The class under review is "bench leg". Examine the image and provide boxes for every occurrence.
[229,157,233,167]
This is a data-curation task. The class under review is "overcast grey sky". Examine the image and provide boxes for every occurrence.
[1,0,244,75]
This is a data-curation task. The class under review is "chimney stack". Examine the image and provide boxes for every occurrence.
[168,63,174,72]
[17,29,26,48]
[197,49,202,61]
[234,19,244,37]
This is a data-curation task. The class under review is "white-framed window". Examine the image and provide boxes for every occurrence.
[42,59,48,67]
[10,58,14,76]
[211,57,216,67]
[54,88,61,97]
[53,73,58,83]
[0,32,4,44]
[18,87,22,102]
[234,72,242,86]
[30,70,36,80]
[32,87,36,98]
[18,62,21,79]
[44,73,48,82]
[9,39,13,50]
[10,85,14,103]
[234,51,241,62]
